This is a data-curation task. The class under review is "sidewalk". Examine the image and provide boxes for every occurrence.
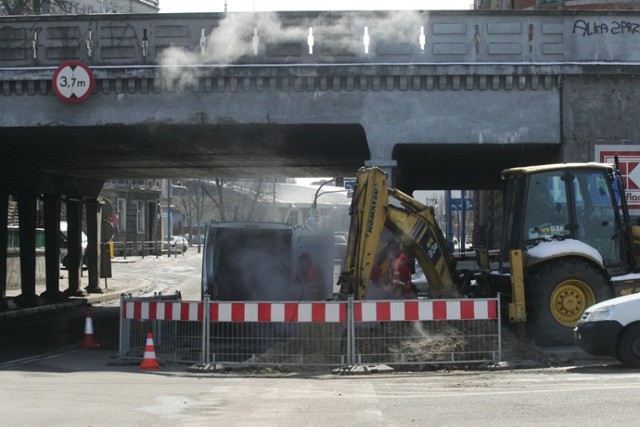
[1,258,153,319]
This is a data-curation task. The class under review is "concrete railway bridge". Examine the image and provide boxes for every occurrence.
[1,9,640,308]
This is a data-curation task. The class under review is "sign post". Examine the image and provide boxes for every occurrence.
[596,145,640,216]
[52,60,94,103]
[449,198,474,211]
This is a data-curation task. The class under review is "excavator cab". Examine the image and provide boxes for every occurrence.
[499,163,637,345]
[501,163,632,272]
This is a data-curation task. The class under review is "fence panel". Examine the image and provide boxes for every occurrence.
[206,301,348,367]
[112,241,163,258]
[352,299,500,366]
[119,297,204,364]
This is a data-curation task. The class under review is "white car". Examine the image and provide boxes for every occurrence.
[60,221,88,268]
[167,235,188,252]
[574,292,640,368]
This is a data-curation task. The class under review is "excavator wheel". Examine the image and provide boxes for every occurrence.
[525,258,613,347]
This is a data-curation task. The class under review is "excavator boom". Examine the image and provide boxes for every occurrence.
[338,167,389,299]
[337,167,458,299]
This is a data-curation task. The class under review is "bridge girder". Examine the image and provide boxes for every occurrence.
[1,10,640,192]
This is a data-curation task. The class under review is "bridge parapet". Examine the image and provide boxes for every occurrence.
[1,11,640,68]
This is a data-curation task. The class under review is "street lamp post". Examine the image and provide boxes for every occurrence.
[196,179,203,253]
[306,179,334,229]
[306,180,349,231]
[167,179,172,257]
[172,182,193,245]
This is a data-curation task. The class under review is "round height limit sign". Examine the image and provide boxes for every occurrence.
[52,61,94,103]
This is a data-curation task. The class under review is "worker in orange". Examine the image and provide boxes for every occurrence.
[296,252,328,300]
[391,243,417,298]
[368,242,396,299]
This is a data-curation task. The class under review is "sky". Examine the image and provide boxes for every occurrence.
[159,0,474,13]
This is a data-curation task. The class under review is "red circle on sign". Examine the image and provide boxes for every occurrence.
[52,60,95,104]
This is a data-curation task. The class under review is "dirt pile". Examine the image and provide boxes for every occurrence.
[244,321,552,368]
[389,324,466,363]
[499,326,548,363]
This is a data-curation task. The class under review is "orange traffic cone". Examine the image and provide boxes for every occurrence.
[81,307,99,349]
[140,332,160,370]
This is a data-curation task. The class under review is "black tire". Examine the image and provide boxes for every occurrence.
[616,323,640,368]
[526,258,614,346]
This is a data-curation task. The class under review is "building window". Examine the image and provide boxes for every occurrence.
[136,201,145,234]
[116,198,126,232]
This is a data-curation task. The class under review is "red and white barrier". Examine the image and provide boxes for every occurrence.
[122,301,203,321]
[210,302,347,323]
[354,299,497,322]
[119,296,502,366]
[122,299,497,322]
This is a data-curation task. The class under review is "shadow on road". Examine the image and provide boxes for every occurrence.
[0,306,120,364]
[565,363,640,374]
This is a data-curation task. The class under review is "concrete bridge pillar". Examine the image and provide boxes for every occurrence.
[15,192,38,308]
[0,191,8,311]
[63,199,84,297]
[85,198,103,294]
[363,128,400,187]
[41,193,65,303]
[364,159,399,187]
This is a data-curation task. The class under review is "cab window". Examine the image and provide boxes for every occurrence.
[523,172,570,241]
[572,170,623,266]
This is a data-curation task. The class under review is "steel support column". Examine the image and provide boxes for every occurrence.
[42,193,66,302]
[64,199,84,297]
[85,198,103,293]
[15,192,38,308]
[0,191,8,311]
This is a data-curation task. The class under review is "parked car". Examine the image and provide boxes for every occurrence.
[60,221,88,269]
[162,236,189,252]
[574,292,640,367]
[183,233,205,245]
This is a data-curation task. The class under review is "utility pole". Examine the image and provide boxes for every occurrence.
[445,190,453,251]
[196,179,203,253]
[167,179,172,257]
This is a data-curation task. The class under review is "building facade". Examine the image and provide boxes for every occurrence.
[0,0,159,15]
[59,0,160,14]
[100,179,162,254]
[477,0,640,10]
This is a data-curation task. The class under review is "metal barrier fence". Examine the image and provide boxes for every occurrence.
[120,296,501,368]
[119,294,201,364]
[112,240,189,258]
[112,241,163,258]
[349,299,500,366]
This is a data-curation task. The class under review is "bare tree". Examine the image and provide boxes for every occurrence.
[214,178,226,222]
[199,178,270,223]
[0,0,75,15]
[245,178,263,221]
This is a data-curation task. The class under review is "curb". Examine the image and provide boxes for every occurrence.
[187,363,227,373]
[332,364,395,375]
[483,359,544,370]
[0,280,153,320]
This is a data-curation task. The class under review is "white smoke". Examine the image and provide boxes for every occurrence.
[158,11,429,86]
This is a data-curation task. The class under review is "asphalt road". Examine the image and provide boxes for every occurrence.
[3,250,640,425]
[107,250,204,301]
[1,349,639,426]
[0,251,202,362]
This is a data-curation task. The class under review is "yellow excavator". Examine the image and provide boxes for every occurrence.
[337,163,640,346]
[336,167,459,301]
